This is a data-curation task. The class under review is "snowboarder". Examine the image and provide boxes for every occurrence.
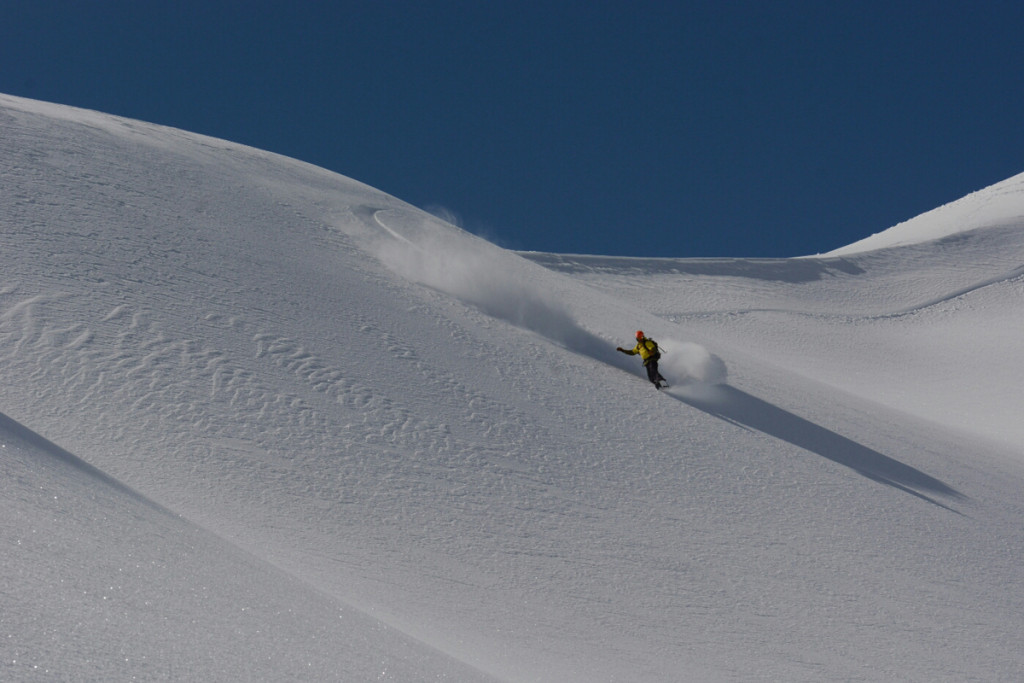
[617,330,668,389]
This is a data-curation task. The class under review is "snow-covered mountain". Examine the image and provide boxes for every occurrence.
[2,93,1022,682]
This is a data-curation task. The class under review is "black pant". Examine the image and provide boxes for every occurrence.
[645,359,665,386]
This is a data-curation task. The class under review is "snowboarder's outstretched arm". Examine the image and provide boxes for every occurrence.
[616,346,637,355]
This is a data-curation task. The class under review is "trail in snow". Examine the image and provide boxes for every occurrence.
[372,207,727,387]
[373,208,618,359]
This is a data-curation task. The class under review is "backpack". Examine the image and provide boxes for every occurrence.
[644,338,661,361]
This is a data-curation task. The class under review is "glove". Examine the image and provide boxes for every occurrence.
[616,347,625,352]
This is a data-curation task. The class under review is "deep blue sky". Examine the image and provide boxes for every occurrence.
[3,2,1023,257]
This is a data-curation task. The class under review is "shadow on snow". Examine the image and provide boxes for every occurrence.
[0,410,172,515]
[671,383,965,512]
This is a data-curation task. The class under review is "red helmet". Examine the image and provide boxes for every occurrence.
[635,330,644,340]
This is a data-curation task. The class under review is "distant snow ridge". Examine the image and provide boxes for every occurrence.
[827,169,1024,255]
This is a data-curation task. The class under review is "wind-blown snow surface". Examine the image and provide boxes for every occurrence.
[2,94,1023,681]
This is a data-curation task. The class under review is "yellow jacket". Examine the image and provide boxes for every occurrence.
[623,338,661,364]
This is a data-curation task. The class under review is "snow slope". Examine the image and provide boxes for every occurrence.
[824,170,1024,256]
[2,94,1023,681]
[0,411,495,681]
